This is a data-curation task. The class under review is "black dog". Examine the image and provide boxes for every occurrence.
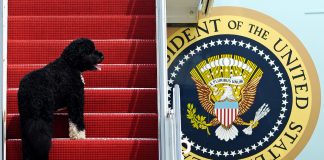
[18,38,104,160]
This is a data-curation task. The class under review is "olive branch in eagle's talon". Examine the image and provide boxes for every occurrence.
[187,103,213,135]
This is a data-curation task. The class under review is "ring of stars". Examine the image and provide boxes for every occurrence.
[168,38,290,158]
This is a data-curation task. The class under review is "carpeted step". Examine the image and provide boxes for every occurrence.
[8,64,157,88]
[7,113,158,139]
[9,0,155,16]
[7,138,158,160]
[9,16,155,40]
[8,40,156,64]
[7,0,158,158]
[7,88,157,114]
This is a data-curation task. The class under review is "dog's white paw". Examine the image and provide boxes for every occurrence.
[69,120,86,139]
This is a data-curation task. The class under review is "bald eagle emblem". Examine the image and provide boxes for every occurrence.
[189,55,270,141]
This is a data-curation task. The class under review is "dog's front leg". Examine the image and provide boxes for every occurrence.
[67,93,86,139]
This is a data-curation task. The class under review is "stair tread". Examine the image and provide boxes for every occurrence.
[7,113,158,139]
[7,0,158,158]
[9,0,155,16]
[7,139,158,160]
[8,64,157,88]
[7,88,157,114]
[8,39,156,64]
[9,16,156,40]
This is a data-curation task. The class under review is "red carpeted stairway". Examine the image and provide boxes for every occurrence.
[6,0,158,159]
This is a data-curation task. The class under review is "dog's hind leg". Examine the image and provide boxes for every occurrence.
[18,87,56,160]
[21,138,33,160]
[21,118,53,160]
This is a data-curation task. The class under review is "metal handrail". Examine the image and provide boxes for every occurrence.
[173,85,182,160]
[2,0,8,159]
[157,0,203,158]
[156,0,168,159]
[165,84,182,160]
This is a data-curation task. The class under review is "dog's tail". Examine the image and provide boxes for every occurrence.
[21,118,52,160]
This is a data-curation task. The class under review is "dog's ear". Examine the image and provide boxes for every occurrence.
[61,41,79,66]
[61,38,94,66]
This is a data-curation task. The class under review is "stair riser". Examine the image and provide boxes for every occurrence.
[9,0,155,16]
[7,89,157,114]
[8,65,157,88]
[9,16,155,40]
[8,40,156,64]
[7,140,158,160]
[7,0,158,158]
[7,114,158,139]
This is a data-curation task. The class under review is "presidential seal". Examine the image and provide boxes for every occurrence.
[167,7,320,160]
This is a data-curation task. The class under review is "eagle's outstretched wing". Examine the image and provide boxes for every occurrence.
[238,77,262,116]
[192,78,215,116]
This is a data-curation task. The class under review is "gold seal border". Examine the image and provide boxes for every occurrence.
[168,7,321,159]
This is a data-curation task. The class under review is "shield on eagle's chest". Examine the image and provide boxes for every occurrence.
[214,101,239,127]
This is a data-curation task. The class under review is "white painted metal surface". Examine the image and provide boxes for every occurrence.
[173,85,182,160]
[156,0,170,159]
[166,0,199,24]
[2,0,8,159]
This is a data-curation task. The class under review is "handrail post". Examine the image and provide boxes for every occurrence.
[173,85,182,160]
[156,0,168,160]
[2,0,8,159]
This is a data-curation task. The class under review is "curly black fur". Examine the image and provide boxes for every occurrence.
[18,38,104,160]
